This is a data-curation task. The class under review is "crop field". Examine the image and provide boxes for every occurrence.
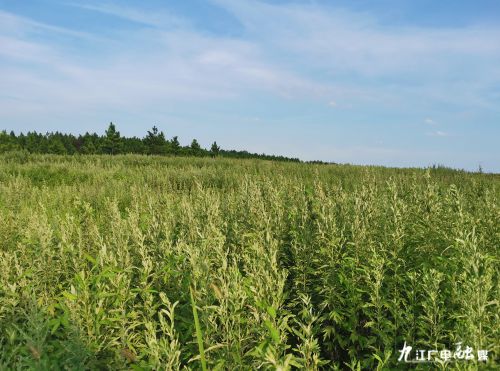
[0,153,498,370]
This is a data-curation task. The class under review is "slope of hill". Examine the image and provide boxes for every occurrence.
[0,154,498,369]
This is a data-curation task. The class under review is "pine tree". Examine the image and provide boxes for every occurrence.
[144,126,167,155]
[170,136,180,155]
[102,122,121,155]
[210,141,220,157]
[190,139,202,156]
[0,130,21,153]
[47,136,67,154]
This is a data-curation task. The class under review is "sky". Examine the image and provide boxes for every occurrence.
[0,0,499,171]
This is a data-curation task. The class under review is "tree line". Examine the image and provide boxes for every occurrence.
[0,122,301,162]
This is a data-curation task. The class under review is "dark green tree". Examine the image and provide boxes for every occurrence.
[170,136,180,155]
[122,137,146,154]
[61,133,77,154]
[0,130,21,152]
[24,132,35,152]
[47,136,67,154]
[102,122,121,155]
[81,134,97,154]
[144,126,167,155]
[190,139,202,156]
[190,139,201,150]
[0,125,301,162]
[210,141,220,157]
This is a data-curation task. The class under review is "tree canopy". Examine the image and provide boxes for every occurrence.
[0,123,301,163]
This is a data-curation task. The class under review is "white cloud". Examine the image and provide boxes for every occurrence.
[427,131,449,137]
[424,118,435,125]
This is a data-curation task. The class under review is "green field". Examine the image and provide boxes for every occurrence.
[0,153,498,370]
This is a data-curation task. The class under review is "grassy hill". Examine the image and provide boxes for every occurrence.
[0,153,498,369]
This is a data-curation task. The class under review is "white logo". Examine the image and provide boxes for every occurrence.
[397,342,489,363]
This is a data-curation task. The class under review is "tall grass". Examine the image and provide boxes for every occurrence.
[0,153,498,369]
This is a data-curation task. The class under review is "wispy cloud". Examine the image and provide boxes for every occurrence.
[0,5,328,119]
[67,2,189,29]
[211,0,500,110]
[3,1,500,115]
[0,9,97,40]
[212,0,500,71]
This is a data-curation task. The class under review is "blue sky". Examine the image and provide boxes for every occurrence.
[1,0,499,171]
